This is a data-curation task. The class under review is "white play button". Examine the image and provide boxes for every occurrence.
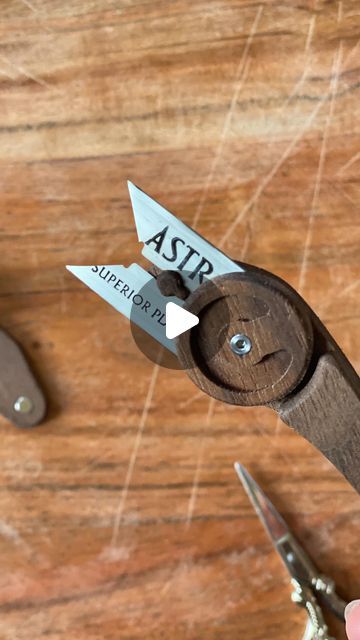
[165,302,199,339]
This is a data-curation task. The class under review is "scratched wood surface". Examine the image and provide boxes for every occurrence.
[0,1,359,639]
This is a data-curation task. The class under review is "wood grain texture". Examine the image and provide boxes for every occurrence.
[0,1,359,639]
[280,351,360,488]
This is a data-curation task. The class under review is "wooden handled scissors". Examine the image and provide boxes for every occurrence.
[67,183,360,492]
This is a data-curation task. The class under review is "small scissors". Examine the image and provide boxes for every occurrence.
[234,463,347,640]
[67,183,360,493]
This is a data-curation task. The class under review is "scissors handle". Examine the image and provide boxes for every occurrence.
[277,349,360,494]
[177,266,360,493]
[311,576,346,621]
[291,579,336,640]
[275,533,346,621]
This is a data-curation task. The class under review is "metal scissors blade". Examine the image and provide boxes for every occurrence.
[67,182,243,351]
[234,463,346,623]
[234,462,291,547]
[127,181,243,291]
[66,262,179,353]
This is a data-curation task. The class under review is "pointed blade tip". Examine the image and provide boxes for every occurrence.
[234,461,248,482]
[66,264,88,273]
[127,180,142,200]
[234,463,258,503]
[66,264,77,274]
[127,181,145,242]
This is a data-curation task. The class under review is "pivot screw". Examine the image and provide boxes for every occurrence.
[14,396,33,414]
[230,334,252,356]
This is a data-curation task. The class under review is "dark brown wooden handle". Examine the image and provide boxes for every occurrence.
[277,352,360,492]
[0,329,46,428]
[176,267,360,493]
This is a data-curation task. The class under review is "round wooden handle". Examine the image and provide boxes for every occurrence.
[177,271,314,406]
[175,265,360,493]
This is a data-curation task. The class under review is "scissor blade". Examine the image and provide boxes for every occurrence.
[234,462,289,543]
[66,263,178,353]
[67,183,243,354]
[234,463,322,586]
[128,181,243,292]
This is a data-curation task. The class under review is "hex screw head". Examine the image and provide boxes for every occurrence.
[230,334,252,356]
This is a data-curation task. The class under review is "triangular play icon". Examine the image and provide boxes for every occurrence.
[165,302,199,339]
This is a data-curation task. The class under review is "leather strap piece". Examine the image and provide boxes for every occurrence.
[0,330,46,428]
[278,353,360,493]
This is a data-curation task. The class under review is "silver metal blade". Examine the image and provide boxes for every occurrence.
[67,183,244,352]
[234,462,290,544]
[234,464,347,622]
[66,263,179,353]
[128,182,243,291]
[234,462,320,584]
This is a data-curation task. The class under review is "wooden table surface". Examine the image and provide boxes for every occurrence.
[0,1,359,639]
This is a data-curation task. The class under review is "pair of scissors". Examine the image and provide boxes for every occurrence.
[67,182,360,492]
[234,463,347,640]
